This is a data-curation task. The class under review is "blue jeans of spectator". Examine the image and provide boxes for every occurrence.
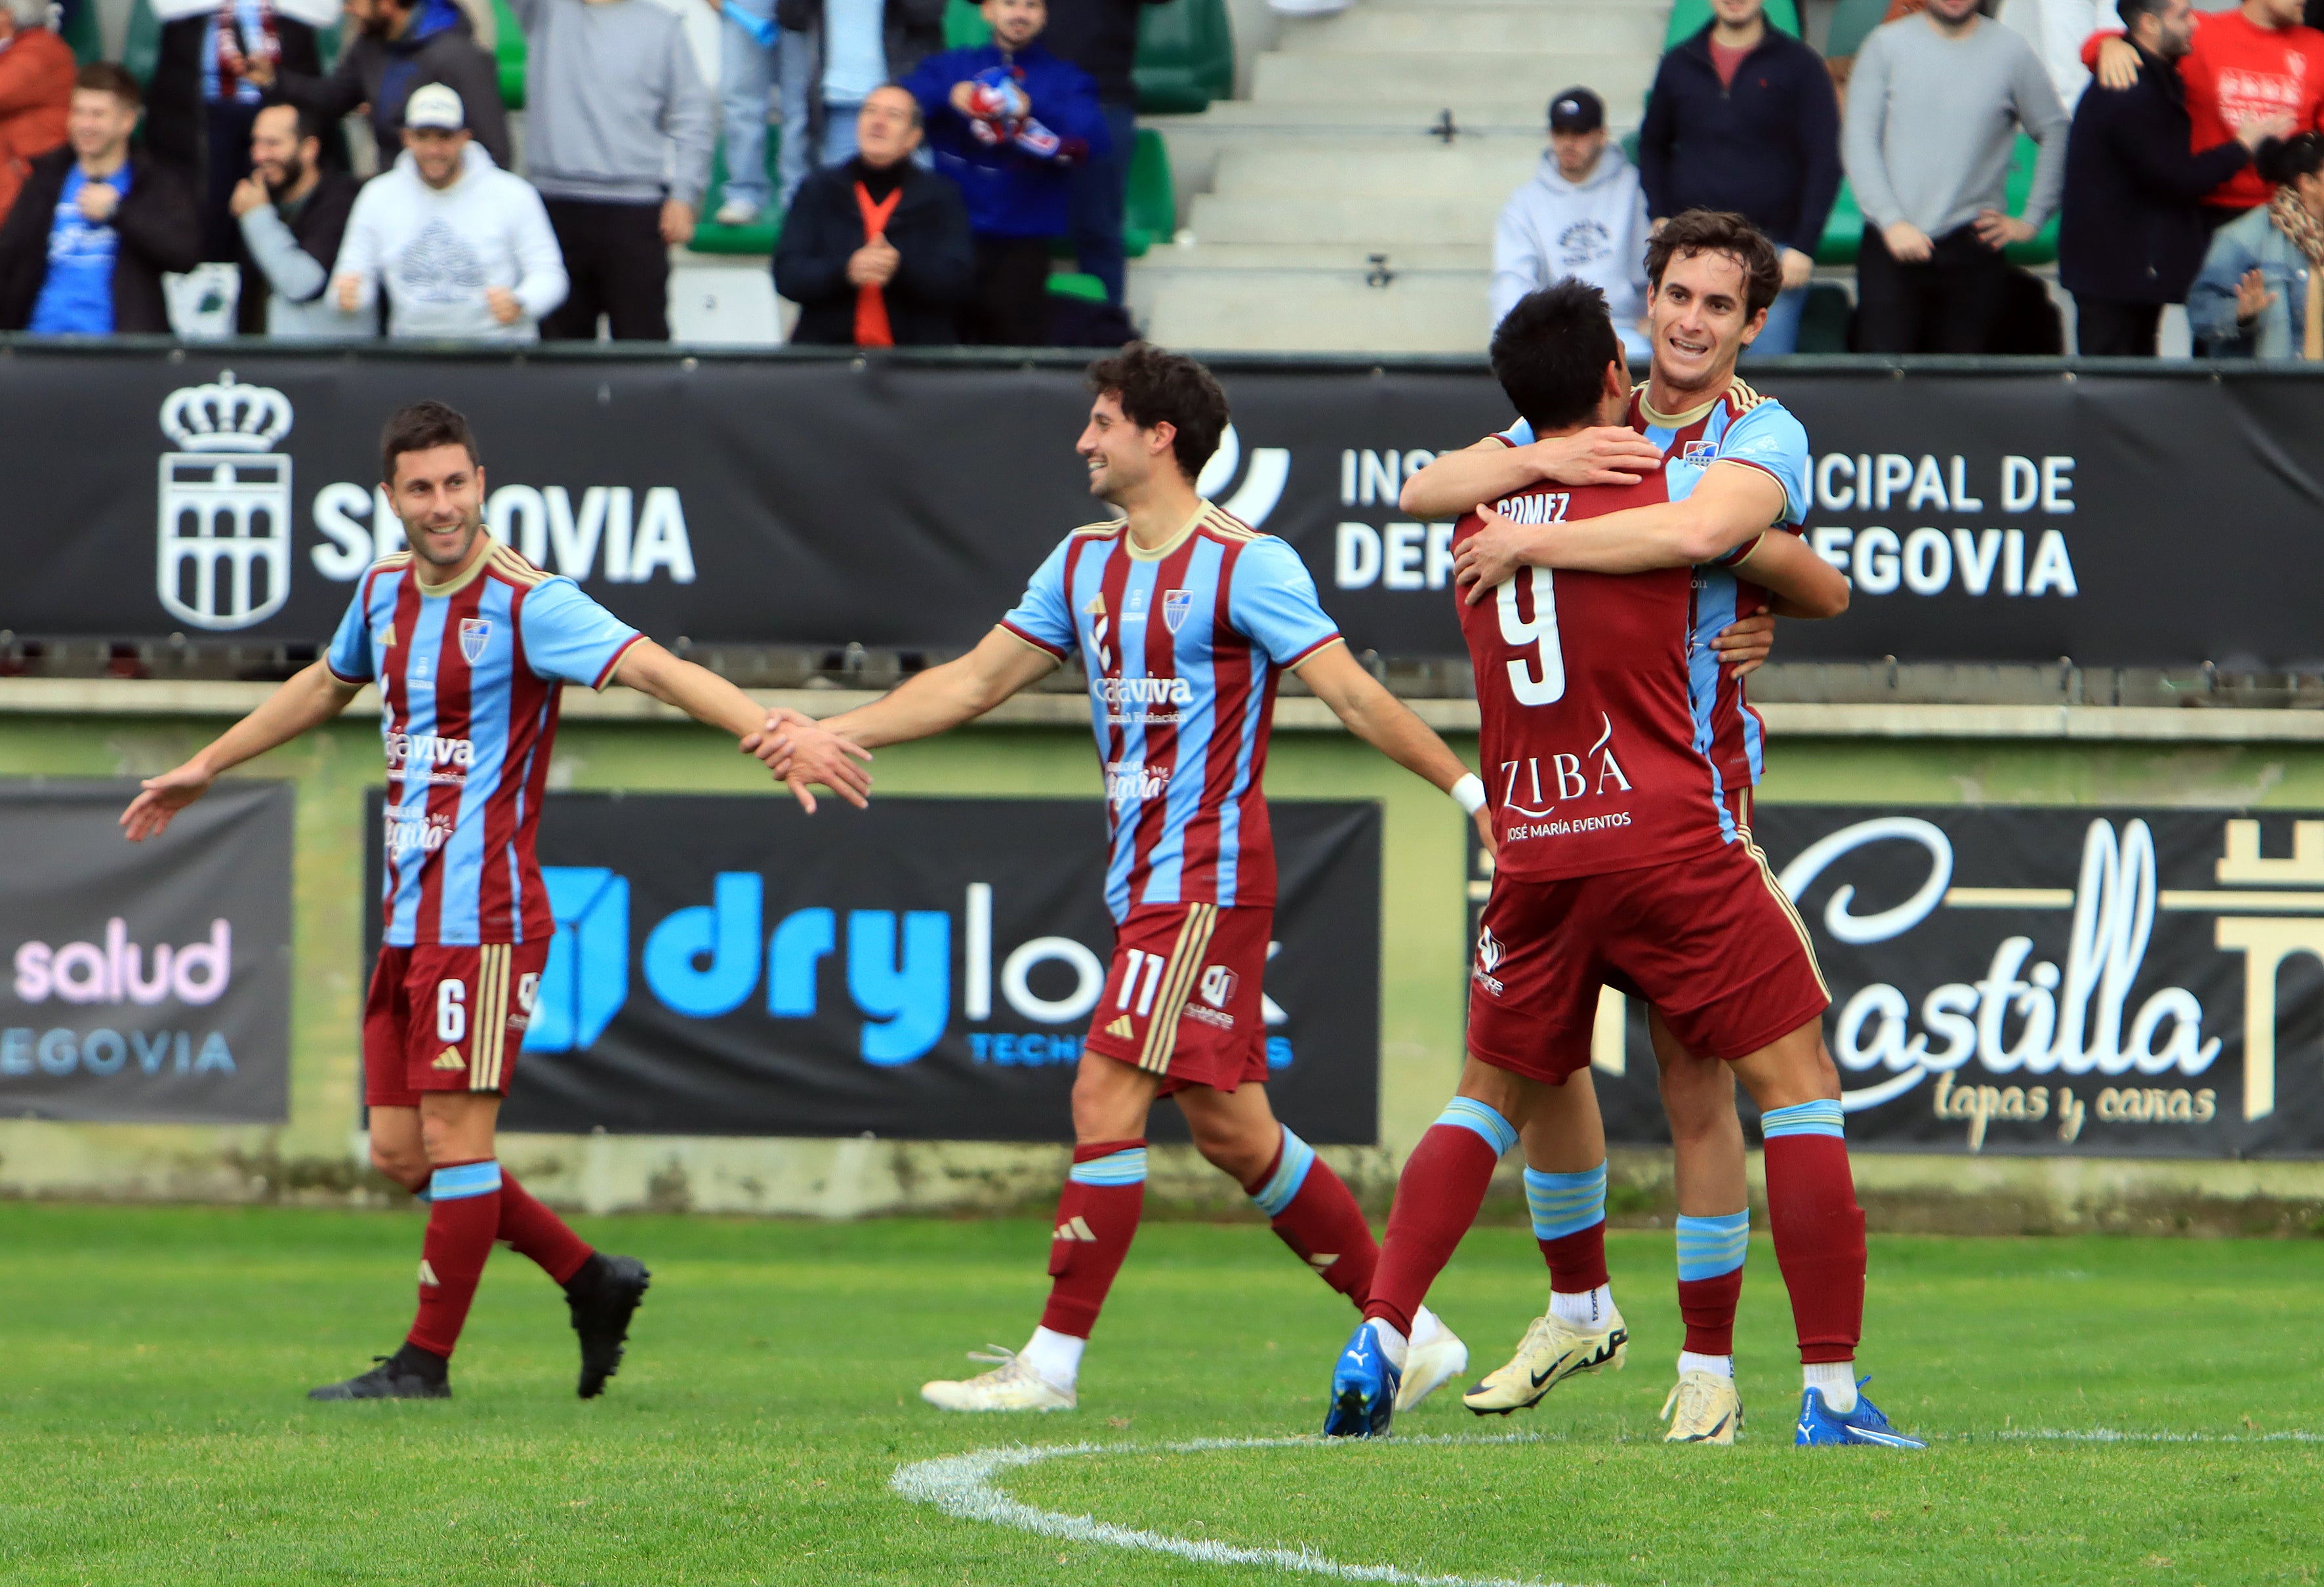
[720,0,778,214]
[1070,98,1138,304]
[1742,283,1806,359]
[1616,321,1652,362]
[779,35,868,211]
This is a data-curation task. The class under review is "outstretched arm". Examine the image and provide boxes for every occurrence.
[1454,463,1787,600]
[614,639,870,813]
[1398,431,1665,520]
[1295,641,1495,855]
[121,663,361,841]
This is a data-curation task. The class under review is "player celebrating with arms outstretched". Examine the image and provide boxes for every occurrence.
[122,401,869,1401]
[1324,283,1920,1449]
[761,345,1491,1414]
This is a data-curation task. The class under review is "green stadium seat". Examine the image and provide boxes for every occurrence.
[1825,0,1892,59]
[124,0,161,87]
[689,133,784,256]
[1793,281,1853,352]
[62,0,104,65]
[494,0,527,111]
[943,0,990,49]
[1121,127,1173,256]
[1046,271,1107,302]
[1133,0,1232,115]
[1663,0,1799,48]
[1816,133,2058,268]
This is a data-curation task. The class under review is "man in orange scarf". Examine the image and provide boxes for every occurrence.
[775,84,976,344]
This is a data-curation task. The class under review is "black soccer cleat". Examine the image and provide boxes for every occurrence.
[567,1253,651,1399]
[308,1346,451,1402]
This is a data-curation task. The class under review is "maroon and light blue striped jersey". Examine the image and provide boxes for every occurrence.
[1000,501,1341,923]
[327,544,642,947]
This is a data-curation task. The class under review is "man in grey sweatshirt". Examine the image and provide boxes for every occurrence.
[510,0,714,340]
[1843,0,2067,352]
[1491,89,1653,359]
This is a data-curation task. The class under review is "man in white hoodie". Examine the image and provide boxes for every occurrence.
[1491,88,1652,359]
[331,83,568,341]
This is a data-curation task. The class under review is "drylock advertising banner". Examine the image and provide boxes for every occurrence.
[0,780,293,1123]
[362,793,1383,1142]
[1469,806,2324,1159]
[9,349,2323,668]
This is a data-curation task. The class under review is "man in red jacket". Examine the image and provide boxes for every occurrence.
[0,0,74,227]
[2089,0,2324,219]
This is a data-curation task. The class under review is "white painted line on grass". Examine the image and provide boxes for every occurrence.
[890,1430,1593,1587]
[1982,1428,2323,1444]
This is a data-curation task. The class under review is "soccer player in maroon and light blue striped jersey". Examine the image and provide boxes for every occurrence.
[123,400,869,1401]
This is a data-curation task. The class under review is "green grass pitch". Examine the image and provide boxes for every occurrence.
[1,1201,2316,1586]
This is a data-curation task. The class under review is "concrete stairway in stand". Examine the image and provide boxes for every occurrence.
[1137,0,1669,354]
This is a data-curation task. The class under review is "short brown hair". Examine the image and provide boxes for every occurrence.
[1644,209,1783,320]
[1085,342,1228,483]
[76,62,142,110]
[380,400,479,484]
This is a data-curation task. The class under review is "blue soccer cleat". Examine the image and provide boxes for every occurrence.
[1794,1377,1926,1449]
[1322,1320,1401,1438]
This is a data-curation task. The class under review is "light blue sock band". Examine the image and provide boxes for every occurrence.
[1250,1126,1316,1218]
[1675,1210,1751,1281]
[1522,1163,1607,1241]
[1069,1146,1149,1186]
[1437,1096,1517,1157]
[429,1160,502,1201]
[1761,1100,1845,1140]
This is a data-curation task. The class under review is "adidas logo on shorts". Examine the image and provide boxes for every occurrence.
[432,1046,465,1071]
[1053,1216,1098,1243]
[1105,1015,1135,1039]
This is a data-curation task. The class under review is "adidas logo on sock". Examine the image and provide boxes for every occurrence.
[1052,1215,1098,1243]
[431,1047,465,1071]
[1306,1253,1339,1273]
[417,1259,441,1287]
[1105,1016,1135,1040]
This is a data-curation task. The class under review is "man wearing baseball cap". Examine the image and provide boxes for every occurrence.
[1491,85,1654,358]
[331,83,569,340]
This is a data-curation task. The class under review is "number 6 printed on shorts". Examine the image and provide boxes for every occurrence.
[436,979,467,1044]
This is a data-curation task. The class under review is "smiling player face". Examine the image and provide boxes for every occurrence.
[387,442,489,573]
[1647,249,1764,401]
[1076,391,1174,508]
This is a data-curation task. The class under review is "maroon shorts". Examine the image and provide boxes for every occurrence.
[1469,835,1828,1085]
[362,941,549,1107]
[1082,903,1271,1096]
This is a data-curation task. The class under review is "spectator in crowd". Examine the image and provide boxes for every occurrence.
[232,100,359,336]
[331,83,567,340]
[2088,0,2324,225]
[775,83,971,342]
[905,0,1106,346]
[1491,88,1651,358]
[2000,0,2106,111]
[254,0,512,173]
[1843,0,2068,352]
[509,0,712,340]
[2188,129,2324,356]
[2061,0,2287,355]
[0,0,75,228]
[706,0,779,226]
[144,0,331,262]
[1044,0,1170,307]
[775,0,945,213]
[0,64,200,334]
[1637,0,1841,357]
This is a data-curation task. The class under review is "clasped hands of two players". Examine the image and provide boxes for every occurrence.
[742,713,873,814]
[1446,428,1778,679]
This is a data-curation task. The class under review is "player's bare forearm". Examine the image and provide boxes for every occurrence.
[815,629,1058,751]
[1295,643,1469,792]
[1732,529,1849,621]
[1398,430,1665,518]
[121,662,358,840]
[613,638,767,738]
[1454,463,1787,600]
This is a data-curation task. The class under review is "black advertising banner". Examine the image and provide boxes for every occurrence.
[362,793,1382,1142]
[0,780,293,1123]
[1470,806,2324,1159]
[7,346,2323,668]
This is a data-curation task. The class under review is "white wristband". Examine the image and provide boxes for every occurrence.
[1450,773,1486,815]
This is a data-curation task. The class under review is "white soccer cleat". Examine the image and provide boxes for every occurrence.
[919,1346,1077,1413]
[1660,1369,1743,1445]
[1461,1302,1628,1416]
[1394,1312,1470,1412]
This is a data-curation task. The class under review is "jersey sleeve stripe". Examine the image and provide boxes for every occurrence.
[1283,632,1345,669]
[591,632,646,691]
[998,619,1069,658]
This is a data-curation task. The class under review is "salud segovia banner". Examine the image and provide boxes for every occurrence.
[1473,806,2324,1159]
[0,781,293,1123]
[7,347,2324,669]
[363,793,1382,1142]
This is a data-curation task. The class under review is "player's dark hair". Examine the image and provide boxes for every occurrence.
[1644,208,1783,320]
[2256,130,2324,188]
[1490,280,1623,437]
[77,62,141,110]
[2115,0,2167,28]
[380,400,480,484]
[258,98,329,146]
[1085,342,1228,483]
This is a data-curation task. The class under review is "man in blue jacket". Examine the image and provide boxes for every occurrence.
[904,0,1107,345]
[1637,0,1840,356]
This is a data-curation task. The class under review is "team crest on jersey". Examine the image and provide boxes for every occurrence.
[1678,440,1717,465]
[458,618,493,664]
[1162,588,1194,633]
